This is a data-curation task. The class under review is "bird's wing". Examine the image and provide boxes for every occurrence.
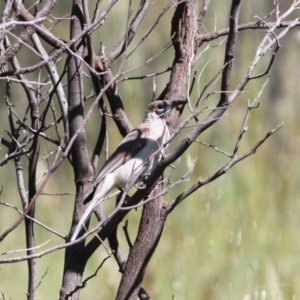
[94,126,151,186]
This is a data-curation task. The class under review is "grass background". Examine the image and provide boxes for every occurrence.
[0,1,300,299]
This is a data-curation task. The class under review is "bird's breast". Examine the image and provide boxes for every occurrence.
[112,123,170,188]
[112,138,160,187]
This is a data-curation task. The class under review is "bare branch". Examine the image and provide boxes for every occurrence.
[0,240,51,256]
[0,154,65,243]
[15,2,65,48]
[0,1,56,68]
[31,33,69,143]
[64,255,111,297]
[198,0,211,24]
[197,19,300,45]
[0,0,119,77]
[167,122,284,213]
[0,202,65,239]
[106,0,150,62]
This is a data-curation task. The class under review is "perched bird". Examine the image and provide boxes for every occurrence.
[70,99,185,241]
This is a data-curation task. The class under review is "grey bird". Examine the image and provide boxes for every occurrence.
[70,99,185,241]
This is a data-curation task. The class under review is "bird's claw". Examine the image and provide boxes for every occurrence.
[137,173,149,189]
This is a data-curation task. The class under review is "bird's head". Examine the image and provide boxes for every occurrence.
[144,100,186,122]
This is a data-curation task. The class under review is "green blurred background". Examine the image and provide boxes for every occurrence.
[0,1,299,299]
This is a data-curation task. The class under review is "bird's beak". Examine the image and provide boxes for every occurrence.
[166,100,186,112]
[171,100,186,107]
[161,100,186,117]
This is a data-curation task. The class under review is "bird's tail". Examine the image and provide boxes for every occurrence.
[70,175,115,241]
[70,197,102,242]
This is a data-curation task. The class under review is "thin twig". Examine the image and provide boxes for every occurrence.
[167,122,284,213]
[0,202,65,239]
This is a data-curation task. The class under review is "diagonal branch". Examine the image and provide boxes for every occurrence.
[14,2,66,49]
[0,0,56,68]
[167,122,284,213]
[197,19,300,45]
[106,0,150,62]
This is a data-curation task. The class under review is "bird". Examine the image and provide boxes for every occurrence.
[70,99,185,241]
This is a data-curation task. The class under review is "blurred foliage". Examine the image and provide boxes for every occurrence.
[0,1,300,299]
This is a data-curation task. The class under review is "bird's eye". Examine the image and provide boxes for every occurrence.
[156,103,165,115]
